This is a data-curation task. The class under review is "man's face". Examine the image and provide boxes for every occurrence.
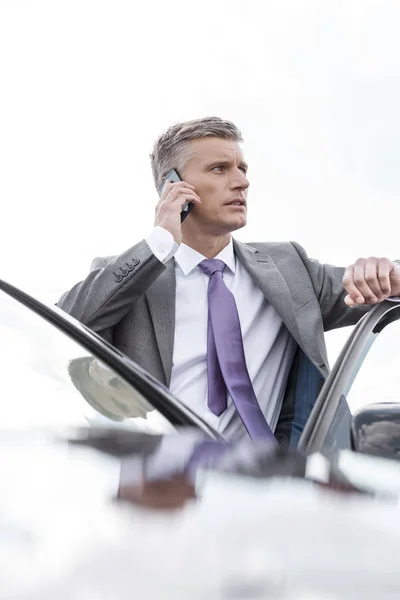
[180,137,250,235]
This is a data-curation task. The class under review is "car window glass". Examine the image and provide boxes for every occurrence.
[0,290,176,434]
[344,307,400,414]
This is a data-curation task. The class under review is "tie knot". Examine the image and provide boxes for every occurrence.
[199,259,226,277]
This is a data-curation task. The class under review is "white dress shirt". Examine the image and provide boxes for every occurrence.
[146,227,297,440]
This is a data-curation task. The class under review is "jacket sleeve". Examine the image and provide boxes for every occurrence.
[290,241,373,331]
[57,239,166,335]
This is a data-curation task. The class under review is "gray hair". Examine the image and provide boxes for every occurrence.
[150,116,243,189]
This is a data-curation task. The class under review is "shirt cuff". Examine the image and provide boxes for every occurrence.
[145,226,179,264]
[387,297,400,302]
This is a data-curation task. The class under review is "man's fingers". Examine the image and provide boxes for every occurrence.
[166,185,201,204]
[352,261,379,303]
[159,193,200,212]
[343,257,398,308]
[159,179,196,201]
[157,185,201,211]
[342,266,365,305]
[389,265,400,297]
[344,294,357,307]
[377,258,392,297]
[155,179,198,244]
[161,179,196,196]
[172,192,201,206]
[364,259,385,300]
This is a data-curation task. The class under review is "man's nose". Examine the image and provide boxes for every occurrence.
[232,169,250,190]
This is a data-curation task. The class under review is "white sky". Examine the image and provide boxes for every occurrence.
[1,0,400,364]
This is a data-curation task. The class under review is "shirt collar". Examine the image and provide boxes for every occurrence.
[174,238,236,276]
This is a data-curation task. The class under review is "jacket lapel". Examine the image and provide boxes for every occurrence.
[233,240,327,374]
[145,260,176,386]
[233,239,304,351]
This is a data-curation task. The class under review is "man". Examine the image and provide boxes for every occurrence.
[58,117,400,446]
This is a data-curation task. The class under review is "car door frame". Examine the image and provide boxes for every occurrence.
[0,279,222,440]
[298,300,400,455]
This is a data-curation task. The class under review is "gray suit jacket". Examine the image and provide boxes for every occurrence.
[58,238,371,445]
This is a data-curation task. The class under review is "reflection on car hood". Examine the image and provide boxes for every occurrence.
[1,427,400,599]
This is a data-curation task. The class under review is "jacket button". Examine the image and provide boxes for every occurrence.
[132,258,140,266]
[113,272,123,283]
[119,267,129,277]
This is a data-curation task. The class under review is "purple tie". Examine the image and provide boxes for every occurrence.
[199,259,276,443]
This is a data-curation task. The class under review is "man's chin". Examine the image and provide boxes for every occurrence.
[193,215,247,236]
[226,215,247,233]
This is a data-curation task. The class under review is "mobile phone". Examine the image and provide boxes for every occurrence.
[158,168,194,223]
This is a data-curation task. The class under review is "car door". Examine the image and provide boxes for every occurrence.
[0,279,221,439]
[298,300,400,456]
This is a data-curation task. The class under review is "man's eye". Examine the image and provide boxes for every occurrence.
[212,165,224,172]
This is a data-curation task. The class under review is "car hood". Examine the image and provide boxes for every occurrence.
[2,427,400,599]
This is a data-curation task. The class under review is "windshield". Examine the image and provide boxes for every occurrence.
[0,289,176,434]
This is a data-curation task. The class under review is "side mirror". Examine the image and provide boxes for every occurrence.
[351,403,400,460]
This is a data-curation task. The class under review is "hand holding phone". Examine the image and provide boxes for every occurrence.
[155,170,201,244]
[158,169,195,222]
